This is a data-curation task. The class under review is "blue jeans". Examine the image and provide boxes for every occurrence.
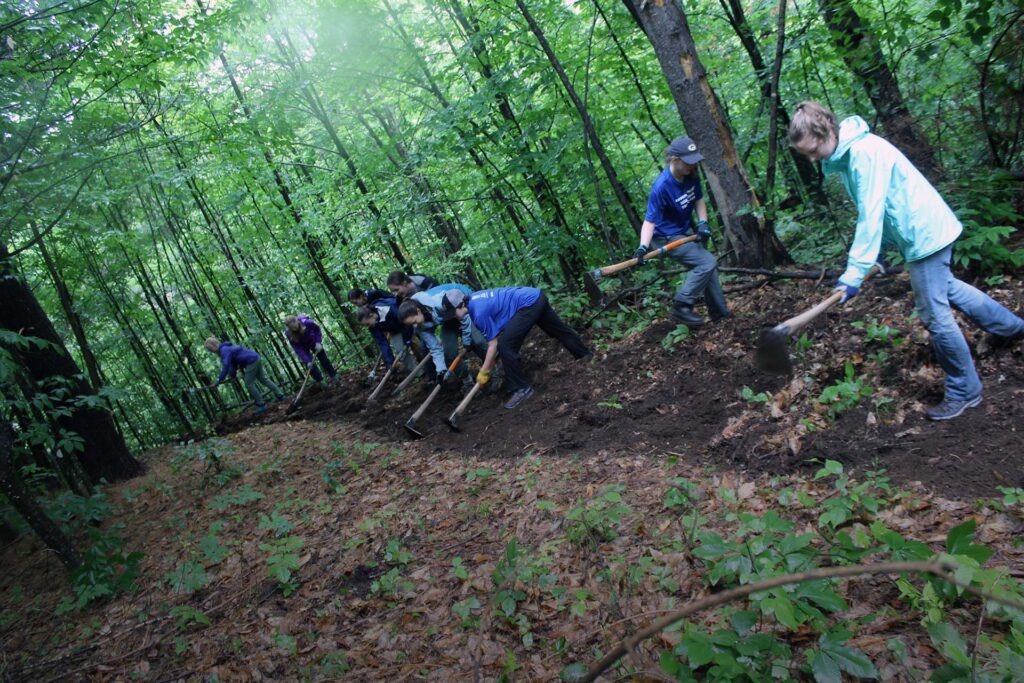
[651,236,729,318]
[907,244,1024,401]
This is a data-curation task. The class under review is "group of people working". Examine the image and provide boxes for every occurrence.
[203,271,591,414]
[203,100,1024,423]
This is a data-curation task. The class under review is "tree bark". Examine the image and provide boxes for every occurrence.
[624,0,790,267]
[0,421,81,570]
[817,0,941,179]
[0,246,142,484]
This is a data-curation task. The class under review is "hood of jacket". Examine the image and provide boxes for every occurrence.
[829,115,870,162]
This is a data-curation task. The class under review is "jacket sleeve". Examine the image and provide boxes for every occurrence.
[290,337,313,365]
[216,351,233,385]
[460,316,473,349]
[840,146,889,287]
[371,326,394,366]
[305,320,323,346]
[418,328,446,374]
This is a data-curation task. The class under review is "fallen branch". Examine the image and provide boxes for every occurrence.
[578,559,1023,683]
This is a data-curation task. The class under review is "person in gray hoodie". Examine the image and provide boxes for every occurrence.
[789,100,1024,421]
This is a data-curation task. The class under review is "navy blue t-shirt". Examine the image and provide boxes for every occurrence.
[466,287,541,341]
[644,167,703,239]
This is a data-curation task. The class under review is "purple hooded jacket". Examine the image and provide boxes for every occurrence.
[285,315,324,364]
[215,342,259,384]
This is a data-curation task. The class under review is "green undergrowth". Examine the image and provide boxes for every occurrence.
[5,428,1024,682]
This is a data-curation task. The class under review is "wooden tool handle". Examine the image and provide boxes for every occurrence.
[596,235,698,278]
[391,353,432,396]
[448,381,483,420]
[408,352,466,421]
[367,364,396,402]
[776,264,883,336]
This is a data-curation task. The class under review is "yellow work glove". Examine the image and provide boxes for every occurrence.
[476,368,491,385]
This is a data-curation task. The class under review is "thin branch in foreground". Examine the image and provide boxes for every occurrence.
[578,559,1024,683]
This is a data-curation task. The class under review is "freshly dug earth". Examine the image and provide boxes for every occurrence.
[232,272,1024,499]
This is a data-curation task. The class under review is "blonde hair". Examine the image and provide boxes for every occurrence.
[788,101,838,146]
[204,336,220,352]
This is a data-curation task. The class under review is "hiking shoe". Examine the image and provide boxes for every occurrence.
[710,310,733,323]
[253,404,269,416]
[504,387,535,409]
[925,395,982,421]
[987,329,1024,350]
[670,303,705,327]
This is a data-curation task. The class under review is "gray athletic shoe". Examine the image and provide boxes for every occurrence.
[926,395,982,421]
[504,387,535,410]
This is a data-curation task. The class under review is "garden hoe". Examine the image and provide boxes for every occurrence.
[366,347,409,404]
[403,351,467,439]
[285,367,314,415]
[390,353,433,397]
[444,381,484,432]
[583,235,699,304]
[757,264,882,375]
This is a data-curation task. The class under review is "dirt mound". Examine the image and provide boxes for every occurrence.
[215,273,1024,499]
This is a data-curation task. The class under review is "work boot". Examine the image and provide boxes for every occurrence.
[986,329,1024,350]
[925,394,982,421]
[670,302,705,327]
[710,310,733,323]
[504,387,535,410]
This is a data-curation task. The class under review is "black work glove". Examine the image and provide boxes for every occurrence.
[436,371,449,386]
[632,244,649,266]
[695,220,712,244]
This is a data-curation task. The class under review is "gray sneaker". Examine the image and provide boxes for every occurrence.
[504,387,535,409]
[926,395,982,421]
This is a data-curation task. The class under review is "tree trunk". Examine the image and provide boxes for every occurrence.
[515,0,643,238]
[0,246,142,484]
[623,0,790,267]
[817,0,941,179]
[0,421,81,570]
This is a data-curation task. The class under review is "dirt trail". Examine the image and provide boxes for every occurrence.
[223,273,1024,499]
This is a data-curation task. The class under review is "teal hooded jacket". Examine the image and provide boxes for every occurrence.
[822,116,961,287]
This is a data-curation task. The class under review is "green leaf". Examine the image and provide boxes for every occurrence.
[762,595,800,629]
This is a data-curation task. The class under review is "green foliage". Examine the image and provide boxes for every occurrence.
[596,394,623,410]
[660,324,690,352]
[259,536,304,596]
[817,362,873,419]
[165,560,210,595]
[740,386,770,404]
[168,605,211,629]
[43,490,113,534]
[258,511,295,538]
[208,486,265,512]
[57,527,143,614]
[850,319,903,346]
[564,485,631,546]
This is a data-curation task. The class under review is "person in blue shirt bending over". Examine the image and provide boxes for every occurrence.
[356,297,418,375]
[442,288,591,410]
[204,336,284,416]
[788,100,1024,420]
[632,135,731,328]
[398,283,486,389]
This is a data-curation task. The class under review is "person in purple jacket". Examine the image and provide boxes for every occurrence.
[284,315,337,383]
[441,288,591,409]
[204,336,284,415]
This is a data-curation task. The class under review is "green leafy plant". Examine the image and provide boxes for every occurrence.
[165,560,210,595]
[57,526,143,613]
[259,536,303,596]
[660,323,690,352]
[208,485,265,512]
[596,394,623,410]
[740,386,770,404]
[817,362,873,419]
[564,485,631,546]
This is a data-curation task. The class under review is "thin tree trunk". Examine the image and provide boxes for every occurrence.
[817,0,941,179]
[623,0,790,267]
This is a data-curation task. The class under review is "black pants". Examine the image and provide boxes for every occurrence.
[498,293,589,392]
[308,350,337,382]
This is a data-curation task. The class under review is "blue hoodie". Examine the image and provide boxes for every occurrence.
[823,116,961,287]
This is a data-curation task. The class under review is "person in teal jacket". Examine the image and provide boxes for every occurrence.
[789,101,1024,421]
